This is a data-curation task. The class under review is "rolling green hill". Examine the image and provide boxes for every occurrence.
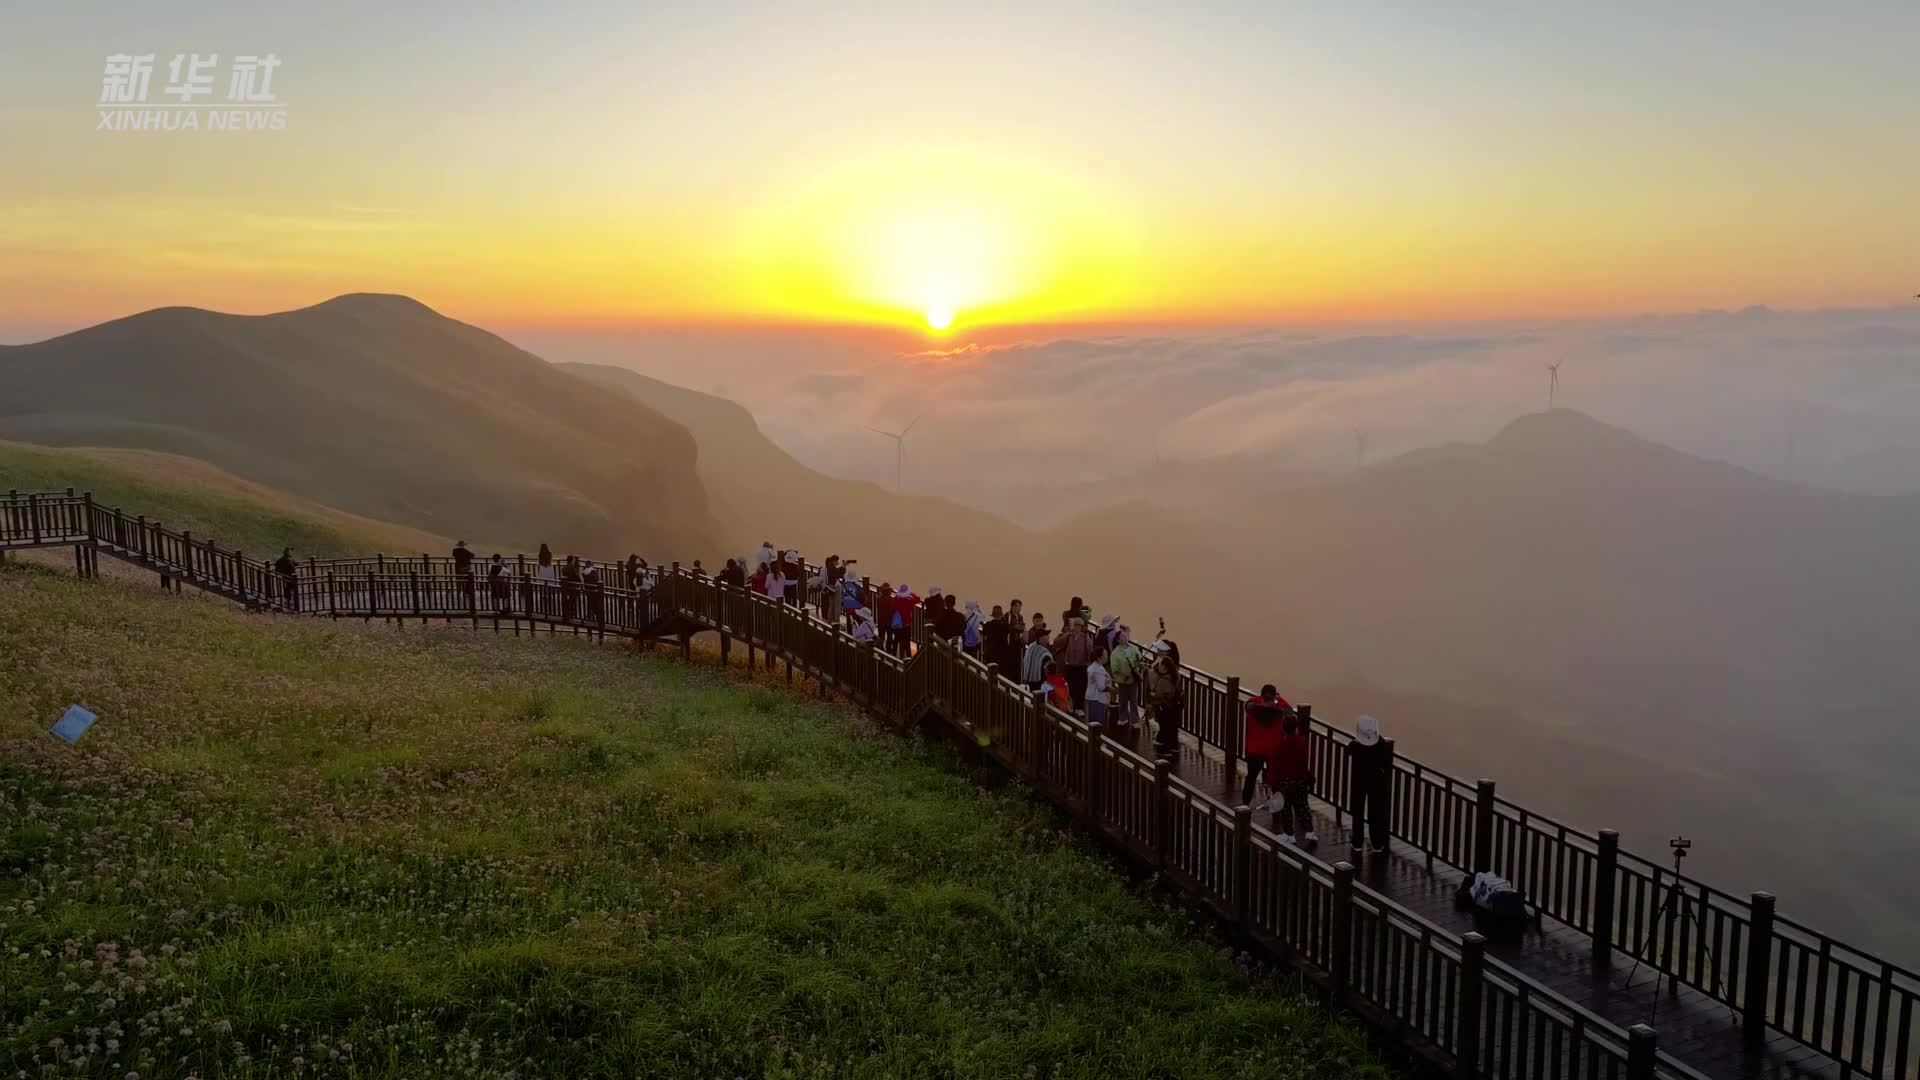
[0,439,448,559]
[0,295,718,560]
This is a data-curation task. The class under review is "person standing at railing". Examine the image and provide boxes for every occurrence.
[851,606,877,644]
[487,554,511,614]
[1006,598,1026,639]
[1346,715,1390,855]
[962,599,984,658]
[763,559,794,604]
[888,584,918,655]
[559,555,584,620]
[719,558,746,589]
[1052,616,1096,711]
[1146,638,1184,757]
[1020,625,1051,692]
[935,594,965,644]
[531,545,556,616]
[1241,685,1292,807]
[982,604,1011,678]
[273,547,299,610]
[452,540,475,611]
[1108,625,1145,731]
[1043,658,1071,711]
[755,540,775,571]
[1085,645,1111,726]
[840,574,863,630]
[582,562,603,622]
[1271,707,1317,847]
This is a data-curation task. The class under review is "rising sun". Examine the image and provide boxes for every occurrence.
[924,305,954,332]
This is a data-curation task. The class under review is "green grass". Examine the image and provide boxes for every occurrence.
[1,441,447,558]
[0,563,1388,1080]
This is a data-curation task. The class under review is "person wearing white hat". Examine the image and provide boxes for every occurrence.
[851,607,877,644]
[1347,714,1390,854]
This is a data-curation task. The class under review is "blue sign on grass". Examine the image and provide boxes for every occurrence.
[50,705,96,744]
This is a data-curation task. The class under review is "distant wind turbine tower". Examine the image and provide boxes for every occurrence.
[1546,361,1564,409]
[866,414,923,492]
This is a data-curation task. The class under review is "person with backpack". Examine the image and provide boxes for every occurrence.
[851,606,877,644]
[1346,714,1391,854]
[1051,617,1096,710]
[1271,708,1316,847]
[962,600,984,659]
[1146,638,1184,757]
[840,575,864,630]
[1108,625,1144,730]
[1240,684,1292,807]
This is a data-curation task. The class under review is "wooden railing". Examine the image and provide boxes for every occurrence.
[3,487,1913,1079]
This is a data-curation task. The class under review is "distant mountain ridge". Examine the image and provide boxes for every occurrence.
[0,295,719,557]
[559,361,1049,597]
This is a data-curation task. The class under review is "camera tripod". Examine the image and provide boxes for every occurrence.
[1620,837,1737,1026]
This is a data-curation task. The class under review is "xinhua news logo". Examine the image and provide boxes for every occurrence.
[96,53,287,133]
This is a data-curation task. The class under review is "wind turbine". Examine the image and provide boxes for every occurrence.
[867,414,923,492]
[1546,361,1564,409]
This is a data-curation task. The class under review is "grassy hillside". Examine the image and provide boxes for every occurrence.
[0,440,449,559]
[0,564,1385,1079]
[0,295,718,559]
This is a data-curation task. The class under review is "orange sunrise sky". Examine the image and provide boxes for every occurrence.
[2,3,1917,342]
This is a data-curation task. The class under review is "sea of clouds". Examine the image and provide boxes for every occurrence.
[520,304,1920,522]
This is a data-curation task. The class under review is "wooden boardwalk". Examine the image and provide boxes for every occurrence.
[1101,722,1843,1080]
[3,488,1912,1080]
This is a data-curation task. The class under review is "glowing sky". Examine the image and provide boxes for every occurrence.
[2,2,1917,339]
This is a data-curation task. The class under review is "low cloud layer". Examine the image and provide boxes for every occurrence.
[522,305,1920,522]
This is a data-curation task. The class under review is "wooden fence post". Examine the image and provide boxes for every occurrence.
[1154,757,1173,873]
[1224,674,1243,789]
[1232,805,1253,926]
[1455,932,1485,1078]
[1593,829,1619,968]
[327,572,337,618]
[1085,720,1104,821]
[1743,892,1775,1045]
[1331,861,1355,1003]
[410,570,421,617]
[1626,1024,1658,1080]
[1472,778,1497,875]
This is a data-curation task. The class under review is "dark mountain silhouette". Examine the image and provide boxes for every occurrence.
[1066,408,1920,955]
[559,361,1050,596]
[0,295,717,557]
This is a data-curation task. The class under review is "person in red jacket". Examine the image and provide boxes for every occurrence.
[888,583,919,655]
[1240,683,1293,806]
[1270,702,1316,847]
